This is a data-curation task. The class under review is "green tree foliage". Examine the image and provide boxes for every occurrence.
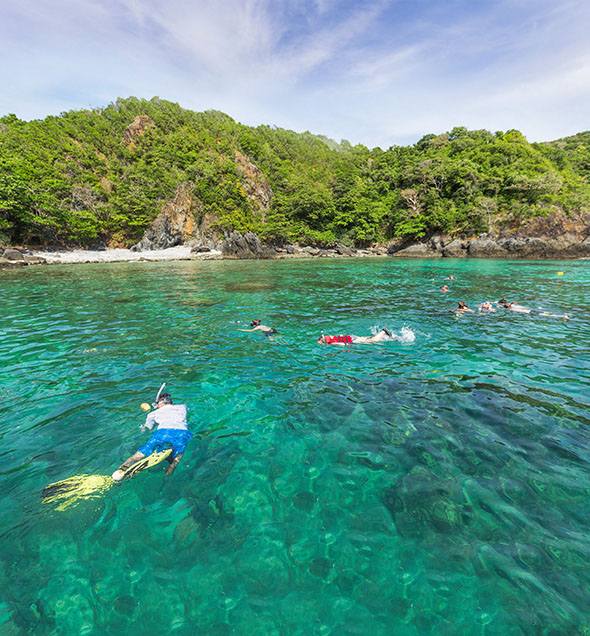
[1,97,589,247]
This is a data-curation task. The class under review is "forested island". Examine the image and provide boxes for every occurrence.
[1,96,590,260]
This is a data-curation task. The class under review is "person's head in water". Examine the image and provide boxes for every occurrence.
[251,319,262,327]
[157,393,173,407]
[457,301,467,309]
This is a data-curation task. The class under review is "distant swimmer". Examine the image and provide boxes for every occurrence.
[112,392,192,481]
[445,274,455,280]
[478,301,495,312]
[510,304,569,319]
[455,301,474,313]
[238,318,277,336]
[498,300,569,319]
[505,302,532,313]
[318,328,392,345]
[442,285,449,293]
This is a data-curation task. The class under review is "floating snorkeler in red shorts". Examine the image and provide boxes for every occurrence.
[318,329,392,346]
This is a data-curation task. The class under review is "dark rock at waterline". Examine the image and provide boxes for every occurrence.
[391,242,441,258]
[387,231,590,259]
[468,238,510,258]
[221,230,277,258]
[335,243,356,256]
[442,238,468,257]
[188,238,218,254]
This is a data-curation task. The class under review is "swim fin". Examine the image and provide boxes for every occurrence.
[42,448,174,510]
[42,474,114,511]
[113,447,173,481]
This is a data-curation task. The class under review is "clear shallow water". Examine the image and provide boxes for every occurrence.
[0,257,589,635]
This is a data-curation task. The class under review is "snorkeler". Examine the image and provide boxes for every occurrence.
[238,318,277,336]
[455,301,474,313]
[497,299,568,319]
[318,328,393,345]
[441,285,449,293]
[478,301,495,312]
[112,393,192,481]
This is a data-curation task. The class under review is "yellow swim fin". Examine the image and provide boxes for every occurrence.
[120,447,173,480]
[42,448,174,510]
[42,474,114,511]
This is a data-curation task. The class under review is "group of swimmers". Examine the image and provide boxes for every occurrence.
[455,295,569,319]
[238,274,569,350]
[237,318,395,346]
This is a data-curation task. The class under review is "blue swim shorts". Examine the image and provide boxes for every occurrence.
[138,428,193,458]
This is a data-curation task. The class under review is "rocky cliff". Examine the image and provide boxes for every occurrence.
[234,150,273,222]
[388,212,590,259]
[132,183,204,251]
[133,152,275,255]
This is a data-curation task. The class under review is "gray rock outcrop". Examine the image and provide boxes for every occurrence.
[0,247,46,269]
[392,243,441,258]
[442,239,468,257]
[221,231,277,258]
[387,231,590,260]
[3,248,24,260]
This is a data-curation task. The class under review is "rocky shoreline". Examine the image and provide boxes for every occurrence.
[387,232,590,260]
[2,214,590,269]
[2,230,590,269]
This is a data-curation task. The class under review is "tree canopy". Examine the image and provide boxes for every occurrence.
[1,98,589,247]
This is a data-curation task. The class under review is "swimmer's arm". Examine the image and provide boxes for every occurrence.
[141,411,156,432]
[238,328,257,332]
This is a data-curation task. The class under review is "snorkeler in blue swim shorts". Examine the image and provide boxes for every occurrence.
[112,393,192,480]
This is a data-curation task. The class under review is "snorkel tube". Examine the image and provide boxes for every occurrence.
[152,382,166,408]
[140,382,168,411]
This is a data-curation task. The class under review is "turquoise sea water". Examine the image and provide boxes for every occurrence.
[0,257,589,635]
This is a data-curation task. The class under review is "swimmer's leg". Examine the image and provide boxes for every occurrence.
[119,451,146,470]
[370,330,391,342]
[112,451,146,481]
[165,453,183,476]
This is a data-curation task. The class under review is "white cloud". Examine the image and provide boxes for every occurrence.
[1,0,590,146]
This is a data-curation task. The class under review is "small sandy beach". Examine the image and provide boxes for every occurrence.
[31,246,200,264]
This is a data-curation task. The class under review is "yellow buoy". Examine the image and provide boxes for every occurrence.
[557,272,564,276]
[140,402,151,411]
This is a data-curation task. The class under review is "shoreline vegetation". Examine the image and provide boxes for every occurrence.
[2,97,590,266]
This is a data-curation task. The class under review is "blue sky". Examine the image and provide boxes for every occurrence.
[1,0,590,148]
